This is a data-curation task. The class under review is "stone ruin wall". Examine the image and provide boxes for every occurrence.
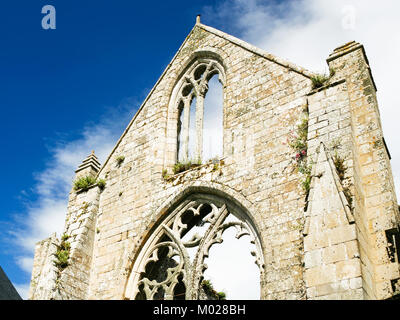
[29,22,400,300]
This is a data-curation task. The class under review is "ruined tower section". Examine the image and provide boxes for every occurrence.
[328,42,400,299]
[29,233,59,299]
[304,42,400,299]
[29,152,102,300]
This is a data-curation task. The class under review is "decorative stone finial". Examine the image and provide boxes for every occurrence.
[196,14,201,25]
[75,150,101,177]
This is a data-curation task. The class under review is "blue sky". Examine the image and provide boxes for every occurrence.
[1,0,400,299]
[0,0,226,297]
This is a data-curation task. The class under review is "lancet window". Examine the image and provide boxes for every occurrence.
[175,59,224,163]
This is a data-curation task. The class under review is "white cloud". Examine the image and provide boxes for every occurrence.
[14,126,122,254]
[8,1,400,299]
[14,283,30,300]
[201,0,400,299]
[16,256,34,274]
[8,100,135,293]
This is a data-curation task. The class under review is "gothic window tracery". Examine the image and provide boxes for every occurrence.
[175,59,225,163]
[125,194,264,300]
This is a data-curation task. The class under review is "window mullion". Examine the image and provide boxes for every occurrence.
[195,93,204,163]
[182,97,191,162]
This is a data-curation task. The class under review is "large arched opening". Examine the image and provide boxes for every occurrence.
[124,190,265,300]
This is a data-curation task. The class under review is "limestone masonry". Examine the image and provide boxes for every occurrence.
[29,18,400,300]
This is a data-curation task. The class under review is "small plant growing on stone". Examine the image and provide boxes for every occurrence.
[201,279,226,300]
[173,159,201,174]
[61,234,70,242]
[74,176,97,191]
[310,68,335,89]
[97,179,106,190]
[217,292,226,300]
[299,163,312,193]
[333,152,346,181]
[332,151,353,207]
[287,116,308,160]
[116,155,125,167]
[173,161,192,174]
[55,250,69,268]
[343,186,353,208]
[162,169,171,181]
[212,163,220,172]
[311,74,329,89]
[54,234,71,270]
[287,110,312,197]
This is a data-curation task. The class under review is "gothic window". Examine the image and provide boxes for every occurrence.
[125,194,264,300]
[175,59,225,163]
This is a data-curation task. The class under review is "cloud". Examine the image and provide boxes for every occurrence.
[204,0,400,201]
[14,283,30,300]
[16,256,34,275]
[6,98,136,293]
[7,1,400,299]
[198,0,400,299]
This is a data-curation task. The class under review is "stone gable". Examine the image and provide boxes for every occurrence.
[29,20,400,300]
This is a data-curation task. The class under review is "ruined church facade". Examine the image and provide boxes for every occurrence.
[29,19,400,300]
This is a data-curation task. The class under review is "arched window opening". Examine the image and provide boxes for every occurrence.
[177,101,184,162]
[126,194,264,300]
[188,96,197,162]
[203,75,223,161]
[203,215,261,300]
[173,59,225,165]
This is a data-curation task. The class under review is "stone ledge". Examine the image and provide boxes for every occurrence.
[163,158,226,185]
[307,79,346,96]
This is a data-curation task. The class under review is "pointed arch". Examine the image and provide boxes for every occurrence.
[164,51,227,168]
[123,185,265,300]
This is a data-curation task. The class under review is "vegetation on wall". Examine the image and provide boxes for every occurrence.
[333,153,346,181]
[97,179,106,191]
[173,160,202,174]
[162,169,171,181]
[329,138,353,208]
[74,176,96,191]
[201,280,226,300]
[333,151,353,208]
[310,68,336,89]
[54,234,71,270]
[73,176,106,192]
[162,158,223,183]
[116,155,125,167]
[287,107,312,195]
